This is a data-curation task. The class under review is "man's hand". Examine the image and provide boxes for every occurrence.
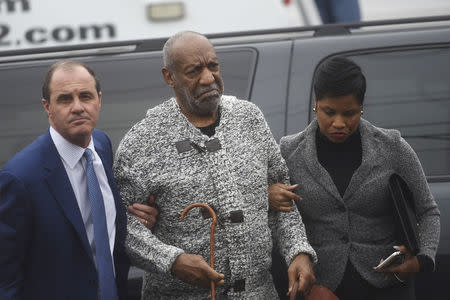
[128,195,159,230]
[287,253,316,298]
[376,245,420,281]
[269,183,301,212]
[171,254,225,288]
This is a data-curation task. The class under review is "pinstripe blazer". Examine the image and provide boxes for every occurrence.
[280,118,440,290]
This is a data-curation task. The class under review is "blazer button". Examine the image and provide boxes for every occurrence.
[341,235,349,243]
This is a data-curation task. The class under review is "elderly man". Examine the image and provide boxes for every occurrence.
[114,31,317,299]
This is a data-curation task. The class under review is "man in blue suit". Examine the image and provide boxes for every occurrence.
[0,61,131,299]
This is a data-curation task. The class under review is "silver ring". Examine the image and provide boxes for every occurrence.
[394,273,404,283]
[144,219,148,225]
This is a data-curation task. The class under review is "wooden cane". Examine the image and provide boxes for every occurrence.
[181,203,217,300]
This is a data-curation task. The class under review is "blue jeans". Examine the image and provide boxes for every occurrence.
[314,0,361,23]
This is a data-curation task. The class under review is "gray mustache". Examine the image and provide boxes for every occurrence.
[195,84,221,98]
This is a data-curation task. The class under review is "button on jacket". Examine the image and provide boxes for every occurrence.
[114,96,316,299]
[280,118,440,291]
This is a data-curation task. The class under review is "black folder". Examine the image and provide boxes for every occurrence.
[388,174,420,255]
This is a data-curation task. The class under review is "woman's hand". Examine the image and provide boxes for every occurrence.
[268,183,301,212]
[376,245,420,281]
[128,195,159,230]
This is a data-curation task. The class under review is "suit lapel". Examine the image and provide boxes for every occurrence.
[298,120,343,202]
[42,132,94,263]
[343,119,384,201]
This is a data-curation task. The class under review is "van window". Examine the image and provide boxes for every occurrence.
[0,48,256,167]
[346,47,449,176]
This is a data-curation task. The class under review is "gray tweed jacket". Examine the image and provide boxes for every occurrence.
[280,118,440,291]
[114,96,316,299]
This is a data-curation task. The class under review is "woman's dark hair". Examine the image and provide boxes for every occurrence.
[313,56,366,105]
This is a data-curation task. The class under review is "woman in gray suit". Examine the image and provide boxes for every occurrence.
[271,56,440,300]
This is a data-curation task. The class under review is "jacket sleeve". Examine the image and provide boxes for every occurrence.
[0,172,31,300]
[254,108,317,266]
[113,134,185,275]
[395,134,440,269]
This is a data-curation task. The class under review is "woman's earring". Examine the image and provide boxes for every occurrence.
[313,107,316,113]
[360,110,364,115]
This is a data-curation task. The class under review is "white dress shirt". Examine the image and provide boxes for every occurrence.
[50,127,117,270]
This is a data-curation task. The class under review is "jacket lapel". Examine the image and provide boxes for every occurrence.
[42,131,94,263]
[343,118,384,201]
[298,120,343,202]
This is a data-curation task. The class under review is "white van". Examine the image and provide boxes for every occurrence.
[0,0,320,50]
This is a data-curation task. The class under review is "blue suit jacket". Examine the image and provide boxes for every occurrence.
[0,129,130,300]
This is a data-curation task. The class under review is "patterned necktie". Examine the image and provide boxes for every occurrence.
[84,148,118,300]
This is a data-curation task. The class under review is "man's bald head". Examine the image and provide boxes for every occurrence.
[163,31,213,71]
[161,31,224,120]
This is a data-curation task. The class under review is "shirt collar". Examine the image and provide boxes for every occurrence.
[49,126,95,169]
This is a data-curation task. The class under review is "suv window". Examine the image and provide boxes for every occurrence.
[312,47,450,177]
[0,47,257,167]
